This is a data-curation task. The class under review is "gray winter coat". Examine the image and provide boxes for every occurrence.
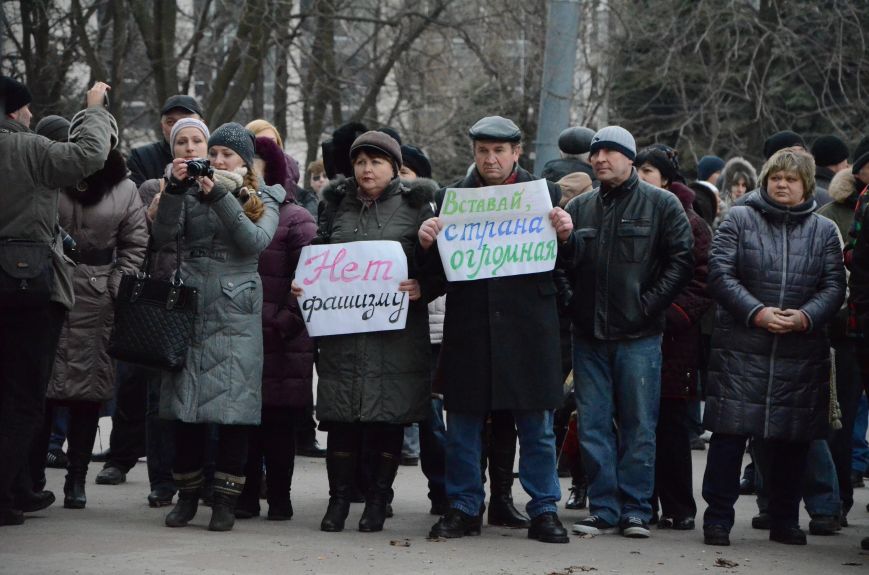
[703,190,845,441]
[314,176,435,425]
[152,173,284,425]
[0,109,113,310]
[48,152,148,402]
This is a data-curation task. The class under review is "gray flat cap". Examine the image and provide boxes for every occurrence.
[468,116,522,142]
[558,127,595,155]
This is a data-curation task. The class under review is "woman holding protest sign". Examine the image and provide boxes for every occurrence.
[151,122,284,532]
[292,131,435,533]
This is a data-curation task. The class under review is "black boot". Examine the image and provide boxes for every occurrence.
[429,508,483,538]
[208,472,245,532]
[321,451,356,532]
[487,438,530,528]
[63,415,96,510]
[63,473,87,509]
[165,469,203,527]
[359,452,400,532]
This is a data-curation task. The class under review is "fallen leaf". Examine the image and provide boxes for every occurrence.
[841,562,862,567]
[568,567,598,573]
[390,539,411,547]
[714,558,738,568]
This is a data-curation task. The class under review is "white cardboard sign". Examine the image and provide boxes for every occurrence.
[436,179,557,281]
[295,241,409,336]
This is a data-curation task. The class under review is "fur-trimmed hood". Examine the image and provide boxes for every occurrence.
[828,168,861,205]
[717,156,758,205]
[65,148,129,206]
[321,175,434,210]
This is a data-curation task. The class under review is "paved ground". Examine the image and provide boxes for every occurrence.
[2,446,868,575]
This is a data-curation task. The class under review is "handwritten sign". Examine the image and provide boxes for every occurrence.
[436,179,557,281]
[295,241,409,336]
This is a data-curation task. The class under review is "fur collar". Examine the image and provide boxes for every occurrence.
[65,149,128,206]
[321,175,433,210]
[828,169,858,204]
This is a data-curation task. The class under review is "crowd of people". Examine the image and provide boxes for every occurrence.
[2,75,869,554]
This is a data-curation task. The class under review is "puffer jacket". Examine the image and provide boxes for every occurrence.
[152,172,284,425]
[48,150,148,402]
[428,295,445,345]
[661,183,713,399]
[0,110,113,310]
[704,189,845,441]
[256,138,319,408]
[562,169,694,340]
[314,176,435,424]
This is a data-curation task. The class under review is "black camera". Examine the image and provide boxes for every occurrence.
[185,159,214,180]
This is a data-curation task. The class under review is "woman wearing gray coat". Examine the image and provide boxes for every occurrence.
[151,123,284,532]
[43,119,147,511]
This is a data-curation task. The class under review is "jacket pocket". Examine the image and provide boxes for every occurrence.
[220,274,258,314]
[617,221,651,263]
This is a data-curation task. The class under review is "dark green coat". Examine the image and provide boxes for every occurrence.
[314,177,435,424]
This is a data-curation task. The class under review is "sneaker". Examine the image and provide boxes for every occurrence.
[572,515,616,535]
[620,516,650,538]
[45,448,68,469]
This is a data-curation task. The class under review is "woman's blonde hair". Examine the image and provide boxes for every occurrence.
[241,167,265,222]
[245,119,283,149]
[760,148,816,200]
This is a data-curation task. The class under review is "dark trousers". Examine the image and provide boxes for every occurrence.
[0,303,65,511]
[703,433,809,530]
[33,400,100,481]
[174,422,251,477]
[145,371,175,491]
[830,340,868,515]
[653,398,696,520]
[104,361,147,472]
[419,344,447,504]
[238,406,301,510]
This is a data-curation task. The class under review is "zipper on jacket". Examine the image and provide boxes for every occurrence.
[764,217,789,438]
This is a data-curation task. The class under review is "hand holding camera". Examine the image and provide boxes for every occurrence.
[170,157,215,193]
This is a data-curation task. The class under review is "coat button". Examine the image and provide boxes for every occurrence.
[227,282,234,288]
[494,311,501,319]
[90,277,96,283]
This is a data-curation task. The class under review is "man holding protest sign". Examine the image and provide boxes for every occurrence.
[418,116,575,544]
[561,126,693,539]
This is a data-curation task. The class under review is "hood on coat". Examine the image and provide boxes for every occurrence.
[828,169,859,204]
[717,157,758,205]
[668,181,696,213]
[322,174,433,210]
[66,148,129,206]
[746,186,816,222]
[255,136,297,201]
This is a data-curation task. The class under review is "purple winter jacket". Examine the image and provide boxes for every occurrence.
[256,136,318,407]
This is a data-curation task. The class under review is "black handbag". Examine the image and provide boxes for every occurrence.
[0,239,54,309]
[108,232,198,372]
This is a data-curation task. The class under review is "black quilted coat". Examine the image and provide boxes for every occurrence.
[703,190,845,441]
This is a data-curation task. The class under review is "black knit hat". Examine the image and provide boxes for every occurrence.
[208,122,256,167]
[378,127,402,145]
[852,136,869,175]
[0,76,32,114]
[763,130,806,159]
[350,131,402,174]
[400,144,431,179]
[635,145,684,186]
[812,135,849,167]
[35,115,70,142]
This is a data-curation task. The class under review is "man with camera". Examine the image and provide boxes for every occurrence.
[0,78,114,526]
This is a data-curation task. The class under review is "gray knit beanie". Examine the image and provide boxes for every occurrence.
[35,115,70,143]
[589,126,637,161]
[208,122,256,167]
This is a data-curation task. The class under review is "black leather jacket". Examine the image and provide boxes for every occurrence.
[561,169,694,340]
[128,139,172,188]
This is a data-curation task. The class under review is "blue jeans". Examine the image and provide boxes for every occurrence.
[755,439,841,517]
[48,406,69,452]
[402,424,420,459]
[853,394,869,474]
[573,334,662,524]
[445,410,560,518]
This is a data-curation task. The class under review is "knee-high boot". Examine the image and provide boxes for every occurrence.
[359,452,400,532]
[321,451,356,532]
[487,425,530,528]
[165,469,203,527]
[208,472,245,532]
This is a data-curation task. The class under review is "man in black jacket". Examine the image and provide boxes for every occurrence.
[418,116,575,544]
[562,126,693,538]
[127,95,203,187]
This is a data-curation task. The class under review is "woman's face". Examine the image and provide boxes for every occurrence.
[310,171,326,194]
[767,169,806,206]
[208,145,246,171]
[353,151,394,197]
[637,163,667,189]
[399,166,419,181]
[173,127,208,160]
[730,177,748,200]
